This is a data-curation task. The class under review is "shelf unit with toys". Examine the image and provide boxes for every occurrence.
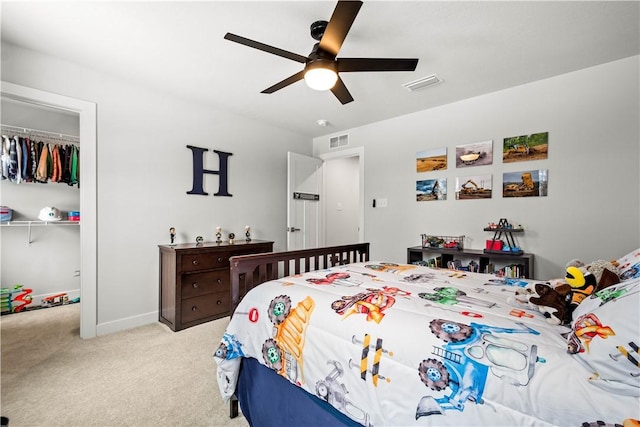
[407,247,534,278]
[484,218,525,255]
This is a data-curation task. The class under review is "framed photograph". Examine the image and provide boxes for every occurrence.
[416,147,447,172]
[456,140,493,168]
[503,132,549,163]
[502,169,548,197]
[417,178,447,201]
[455,174,492,200]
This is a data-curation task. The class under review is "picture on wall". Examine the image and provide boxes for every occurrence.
[417,178,447,201]
[502,132,549,163]
[456,140,493,168]
[416,148,447,172]
[502,169,548,197]
[455,174,492,200]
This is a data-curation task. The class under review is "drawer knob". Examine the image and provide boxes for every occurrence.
[217,278,222,284]
[191,306,198,311]
[216,300,223,305]
[217,257,224,263]
[192,283,198,288]
[192,260,199,265]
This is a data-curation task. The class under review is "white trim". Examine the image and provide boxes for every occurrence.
[96,311,158,336]
[319,147,365,244]
[1,81,98,339]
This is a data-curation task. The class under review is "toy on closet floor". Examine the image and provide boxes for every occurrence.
[41,293,70,308]
[0,285,33,314]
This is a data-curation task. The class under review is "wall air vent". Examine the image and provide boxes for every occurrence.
[329,134,349,149]
[402,74,443,92]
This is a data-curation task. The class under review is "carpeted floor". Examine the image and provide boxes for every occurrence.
[0,304,249,427]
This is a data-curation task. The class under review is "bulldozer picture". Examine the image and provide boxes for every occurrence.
[502,132,549,163]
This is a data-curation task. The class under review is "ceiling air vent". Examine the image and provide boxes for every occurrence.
[402,74,443,92]
[329,134,349,149]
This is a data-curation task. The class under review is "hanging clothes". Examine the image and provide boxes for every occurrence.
[50,144,60,183]
[29,138,38,181]
[69,145,79,186]
[35,142,49,183]
[8,136,18,182]
[61,145,71,184]
[1,135,10,180]
[0,126,80,187]
[14,136,23,184]
[21,137,31,182]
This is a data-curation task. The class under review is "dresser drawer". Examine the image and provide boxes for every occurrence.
[181,292,230,324]
[180,251,231,272]
[181,270,229,299]
[160,240,273,331]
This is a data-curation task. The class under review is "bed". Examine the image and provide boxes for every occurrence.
[215,243,640,426]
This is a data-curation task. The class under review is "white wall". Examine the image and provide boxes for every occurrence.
[314,56,640,280]
[1,42,312,333]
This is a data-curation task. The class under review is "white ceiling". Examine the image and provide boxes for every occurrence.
[1,1,638,138]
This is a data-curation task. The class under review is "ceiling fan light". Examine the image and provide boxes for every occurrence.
[304,66,338,91]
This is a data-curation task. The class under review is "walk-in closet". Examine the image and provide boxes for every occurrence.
[1,96,81,318]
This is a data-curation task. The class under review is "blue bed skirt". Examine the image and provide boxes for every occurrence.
[236,357,362,427]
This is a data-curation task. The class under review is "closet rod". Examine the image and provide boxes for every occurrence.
[0,123,80,144]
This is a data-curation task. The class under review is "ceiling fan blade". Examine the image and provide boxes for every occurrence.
[224,33,308,63]
[337,58,419,72]
[319,1,363,57]
[330,77,354,105]
[261,70,305,94]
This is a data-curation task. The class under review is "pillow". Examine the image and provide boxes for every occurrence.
[616,248,640,281]
[566,277,640,396]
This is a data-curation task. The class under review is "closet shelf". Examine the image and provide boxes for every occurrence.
[0,220,80,244]
[1,220,80,226]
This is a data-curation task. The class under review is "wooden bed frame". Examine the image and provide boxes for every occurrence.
[229,242,370,314]
[227,242,370,418]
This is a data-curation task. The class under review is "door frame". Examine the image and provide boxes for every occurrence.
[1,81,98,339]
[319,147,365,243]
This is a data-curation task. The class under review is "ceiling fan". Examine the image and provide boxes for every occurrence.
[224,0,419,105]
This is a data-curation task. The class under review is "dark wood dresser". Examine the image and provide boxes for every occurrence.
[158,240,274,331]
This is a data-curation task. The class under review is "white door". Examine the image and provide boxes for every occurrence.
[287,152,323,250]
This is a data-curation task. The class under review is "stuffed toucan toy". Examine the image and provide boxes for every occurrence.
[565,266,597,314]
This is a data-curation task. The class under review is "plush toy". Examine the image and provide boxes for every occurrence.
[528,282,572,325]
[565,266,597,313]
[565,258,620,292]
[585,259,620,291]
[507,287,536,310]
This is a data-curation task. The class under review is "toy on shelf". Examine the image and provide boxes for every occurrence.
[421,234,464,251]
[483,218,523,255]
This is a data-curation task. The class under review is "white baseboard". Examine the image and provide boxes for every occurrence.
[96,310,158,336]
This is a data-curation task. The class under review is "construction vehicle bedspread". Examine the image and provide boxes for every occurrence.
[215,262,639,427]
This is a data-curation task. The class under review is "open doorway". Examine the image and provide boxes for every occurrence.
[320,147,364,246]
[286,147,364,250]
[1,82,97,338]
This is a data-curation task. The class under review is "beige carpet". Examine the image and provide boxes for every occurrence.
[0,304,249,427]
